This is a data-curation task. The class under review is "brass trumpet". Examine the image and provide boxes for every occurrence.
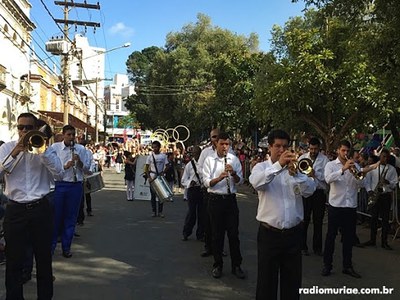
[345,156,364,180]
[289,158,314,176]
[1,125,48,174]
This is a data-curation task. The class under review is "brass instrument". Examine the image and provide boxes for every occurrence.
[289,158,314,176]
[345,156,364,180]
[1,125,48,174]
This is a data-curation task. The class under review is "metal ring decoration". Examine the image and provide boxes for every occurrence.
[165,127,179,142]
[173,125,190,143]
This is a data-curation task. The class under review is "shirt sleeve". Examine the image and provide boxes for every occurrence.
[40,147,64,180]
[249,161,283,190]
[181,163,191,188]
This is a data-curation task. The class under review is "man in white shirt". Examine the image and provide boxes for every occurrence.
[249,129,316,300]
[50,125,89,258]
[181,146,204,241]
[298,137,329,256]
[362,148,398,249]
[203,132,245,279]
[322,140,366,278]
[145,140,169,217]
[0,113,64,300]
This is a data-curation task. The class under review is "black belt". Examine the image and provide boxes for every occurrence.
[209,193,236,200]
[260,222,303,234]
[8,197,47,210]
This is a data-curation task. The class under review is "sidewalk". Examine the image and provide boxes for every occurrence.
[0,168,399,299]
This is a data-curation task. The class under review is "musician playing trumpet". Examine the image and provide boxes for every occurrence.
[0,113,64,300]
[362,148,398,250]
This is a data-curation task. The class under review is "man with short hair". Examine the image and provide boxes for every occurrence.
[249,129,316,299]
[203,132,245,279]
[363,148,398,250]
[0,112,63,299]
[51,125,89,258]
[299,137,329,256]
[145,141,169,217]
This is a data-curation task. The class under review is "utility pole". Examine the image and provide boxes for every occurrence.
[54,1,100,125]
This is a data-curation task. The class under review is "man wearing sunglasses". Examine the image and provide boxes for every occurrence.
[0,113,64,300]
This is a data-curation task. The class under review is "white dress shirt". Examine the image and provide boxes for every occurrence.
[364,163,398,193]
[145,152,169,180]
[50,141,89,182]
[324,158,365,208]
[198,145,235,177]
[0,141,64,202]
[249,159,316,229]
[181,159,202,188]
[202,152,243,194]
[299,152,329,190]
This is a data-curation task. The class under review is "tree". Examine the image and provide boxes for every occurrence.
[294,0,400,147]
[253,10,383,152]
[125,14,261,143]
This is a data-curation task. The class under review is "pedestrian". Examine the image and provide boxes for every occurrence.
[249,129,316,300]
[0,113,64,299]
[145,141,169,217]
[124,151,136,201]
[50,125,89,258]
[202,132,246,279]
[181,146,204,241]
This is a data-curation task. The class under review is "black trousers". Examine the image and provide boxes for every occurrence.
[77,193,92,224]
[208,193,242,268]
[370,193,392,244]
[323,206,357,269]
[302,189,326,252]
[150,188,163,214]
[182,186,204,239]
[4,198,54,300]
[256,223,302,300]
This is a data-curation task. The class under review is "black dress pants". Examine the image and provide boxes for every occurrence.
[208,193,242,268]
[150,188,163,214]
[323,206,357,269]
[302,189,326,252]
[256,223,302,300]
[4,198,54,300]
[370,193,392,244]
[182,186,204,239]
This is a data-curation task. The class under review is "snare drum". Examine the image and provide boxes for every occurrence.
[150,175,174,203]
[84,172,105,194]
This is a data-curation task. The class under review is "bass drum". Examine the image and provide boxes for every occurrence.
[150,176,174,203]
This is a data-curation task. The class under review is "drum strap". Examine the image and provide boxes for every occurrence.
[152,154,159,176]
[190,159,202,186]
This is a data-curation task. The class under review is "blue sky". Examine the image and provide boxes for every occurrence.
[30,0,305,77]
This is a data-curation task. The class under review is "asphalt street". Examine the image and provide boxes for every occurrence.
[1,168,400,299]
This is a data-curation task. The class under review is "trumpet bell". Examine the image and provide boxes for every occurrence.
[23,130,47,154]
[296,158,313,175]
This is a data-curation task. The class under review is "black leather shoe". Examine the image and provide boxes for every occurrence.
[232,266,246,279]
[201,250,212,257]
[342,267,361,278]
[314,250,323,256]
[182,235,188,241]
[212,266,222,278]
[22,272,32,284]
[382,243,393,250]
[301,249,310,256]
[87,212,94,216]
[362,240,376,247]
[321,266,331,276]
[62,251,73,258]
[73,232,80,237]
[222,250,228,257]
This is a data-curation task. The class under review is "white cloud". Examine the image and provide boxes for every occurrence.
[108,22,135,38]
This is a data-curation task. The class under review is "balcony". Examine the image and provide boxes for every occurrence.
[0,64,6,90]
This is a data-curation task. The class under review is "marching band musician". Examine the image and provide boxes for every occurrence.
[50,125,89,259]
[202,132,245,279]
[0,113,64,300]
[298,137,329,256]
[145,140,169,218]
[362,148,398,250]
[249,129,316,300]
[322,140,372,278]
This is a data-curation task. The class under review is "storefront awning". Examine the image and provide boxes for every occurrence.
[38,110,95,136]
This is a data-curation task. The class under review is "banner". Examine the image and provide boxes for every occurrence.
[134,155,151,201]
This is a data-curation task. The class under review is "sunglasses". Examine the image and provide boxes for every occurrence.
[211,135,218,138]
[17,124,34,130]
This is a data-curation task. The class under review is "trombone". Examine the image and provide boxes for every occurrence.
[1,125,48,174]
